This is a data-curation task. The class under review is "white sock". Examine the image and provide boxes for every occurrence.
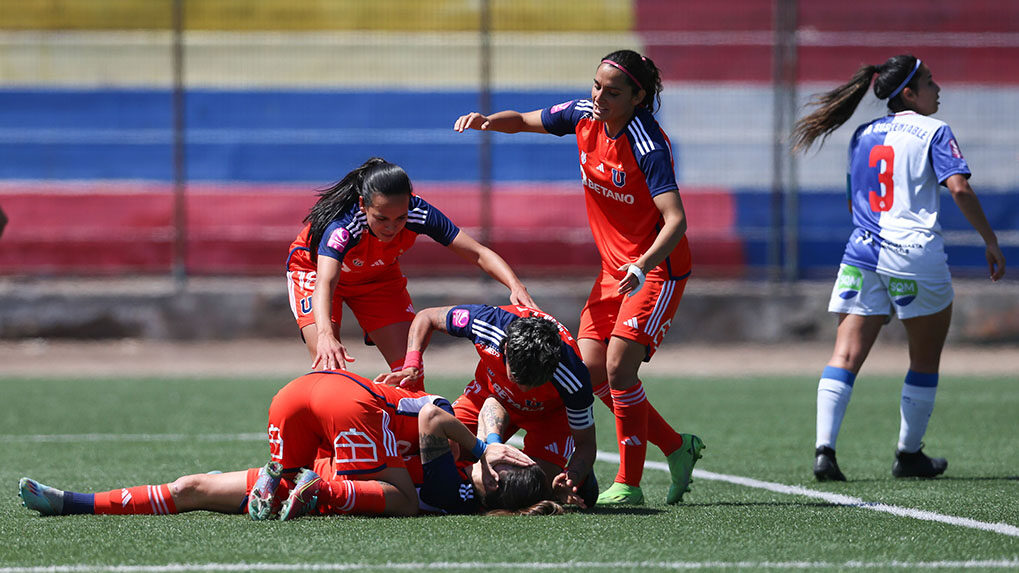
[816,367,856,450]
[898,374,938,453]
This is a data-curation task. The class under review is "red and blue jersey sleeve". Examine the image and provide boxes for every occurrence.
[540,99,592,137]
[929,125,971,184]
[629,109,679,198]
[406,195,460,246]
[316,207,366,262]
[445,304,510,350]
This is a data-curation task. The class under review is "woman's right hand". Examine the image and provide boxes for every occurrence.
[313,332,355,371]
[453,112,491,132]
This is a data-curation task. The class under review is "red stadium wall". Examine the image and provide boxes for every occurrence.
[638,0,1019,83]
[0,184,743,276]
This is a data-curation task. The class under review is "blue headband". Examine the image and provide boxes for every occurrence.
[887,59,922,100]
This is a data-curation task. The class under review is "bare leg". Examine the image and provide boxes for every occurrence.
[902,304,952,373]
[167,471,250,513]
[827,314,888,373]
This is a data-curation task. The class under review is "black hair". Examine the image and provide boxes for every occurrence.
[501,316,561,389]
[600,49,664,113]
[792,54,921,152]
[483,464,563,516]
[304,158,412,262]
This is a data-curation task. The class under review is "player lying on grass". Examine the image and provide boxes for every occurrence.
[377,303,601,508]
[20,370,564,518]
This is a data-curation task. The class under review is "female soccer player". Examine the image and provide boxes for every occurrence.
[452,49,704,505]
[19,371,562,518]
[792,55,1005,481]
[287,157,535,374]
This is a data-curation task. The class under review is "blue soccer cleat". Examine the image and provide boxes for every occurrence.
[19,477,64,516]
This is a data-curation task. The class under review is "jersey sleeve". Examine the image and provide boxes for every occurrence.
[316,216,363,261]
[540,99,587,137]
[419,451,481,515]
[445,304,508,348]
[929,125,971,184]
[552,344,595,430]
[637,149,679,198]
[405,195,461,246]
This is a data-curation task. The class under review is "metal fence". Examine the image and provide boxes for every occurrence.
[1,0,1016,281]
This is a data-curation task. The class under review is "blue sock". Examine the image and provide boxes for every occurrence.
[62,492,96,515]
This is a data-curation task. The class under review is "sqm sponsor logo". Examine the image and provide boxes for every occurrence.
[327,227,351,250]
[550,100,574,114]
[451,308,470,328]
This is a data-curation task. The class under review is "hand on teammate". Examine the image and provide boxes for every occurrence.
[479,443,535,492]
[551,471,587,508]
[453,112,491,133]
[313,333,355,371]
[508,286,540,310]
[373,367,422,388]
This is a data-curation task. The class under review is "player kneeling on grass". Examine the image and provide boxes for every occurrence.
[377,304,600,508]
[19,370,563,518]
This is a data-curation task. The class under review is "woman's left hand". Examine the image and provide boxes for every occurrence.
[616,263,646,297]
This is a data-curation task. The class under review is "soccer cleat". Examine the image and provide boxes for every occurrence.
[813,446,847,482]
[19,477,65,516]
[247,461,283,520]
[666,434,706,504]
[596,482,645,506]
[278,468,321,521]
[892,446,947,478]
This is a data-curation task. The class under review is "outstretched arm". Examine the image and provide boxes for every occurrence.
[310,256,355,370]
[446,231,538,309]
[945,174,1006,281]
[453,110,547,134]
[374,306,452,386]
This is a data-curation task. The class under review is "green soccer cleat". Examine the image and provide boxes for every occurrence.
[19,477,64,516]
[247,461,283,521]
[278,468,321,521]
[666,434,705,504]
[596,482,645,506]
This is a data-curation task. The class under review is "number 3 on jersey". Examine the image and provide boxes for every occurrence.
[868,145,894,212]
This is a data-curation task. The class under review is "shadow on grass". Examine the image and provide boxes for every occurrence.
[581,507,666,516]
[834,475,1019,483]
[683,501,841,509]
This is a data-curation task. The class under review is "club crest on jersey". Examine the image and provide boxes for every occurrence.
[836,265,863,300]
[352,258,364,267]
[451,308,470,328]
[299,296,312,314]
[888,277,918,306]
[611,168,626,187]
[333,429,378,463]
[326,227,351,250]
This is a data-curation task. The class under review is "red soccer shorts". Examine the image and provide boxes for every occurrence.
[266,372,407,476]
[287,264,415,334]
[452,386,574,470]
[578,267,687,360]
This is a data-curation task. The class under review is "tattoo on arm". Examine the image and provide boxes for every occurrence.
[419,433,451,464]
[479,397,509,439]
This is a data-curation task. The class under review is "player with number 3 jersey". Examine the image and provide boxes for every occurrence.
[793,54,1005,482]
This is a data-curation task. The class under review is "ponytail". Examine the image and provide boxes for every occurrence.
[792,54,921,153]
[304,157,412,261]
[485,500,565,516]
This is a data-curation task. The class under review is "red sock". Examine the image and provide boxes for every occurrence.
[600,381,684,457]
[94,484,178,515]
[593,381,614,409]
[318,479,386,515]
[611,382,649,486]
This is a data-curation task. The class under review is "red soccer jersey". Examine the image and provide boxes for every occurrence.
[445,304,595,430]
[286,194,460,286]
[542,100,692,280]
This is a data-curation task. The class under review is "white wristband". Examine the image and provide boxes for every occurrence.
[625,264,646,296]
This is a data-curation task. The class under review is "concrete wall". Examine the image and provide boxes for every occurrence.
[2,277,1016,345]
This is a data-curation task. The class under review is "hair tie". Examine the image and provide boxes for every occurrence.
[887,58,922,100]
[601,59,644,91]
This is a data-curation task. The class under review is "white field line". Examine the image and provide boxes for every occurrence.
[1,560,1019,572]
[11,432,1019,538]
